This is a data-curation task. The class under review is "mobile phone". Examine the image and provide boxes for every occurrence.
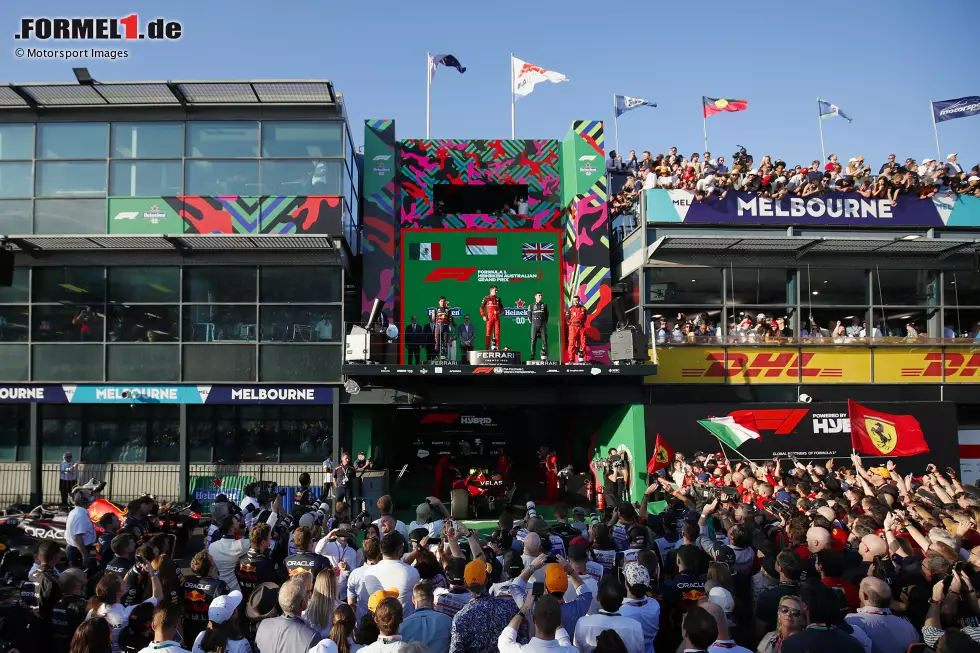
[532,582,545,598]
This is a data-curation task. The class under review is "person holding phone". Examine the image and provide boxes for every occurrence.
[497,592,577,653]
[508,554,592,637]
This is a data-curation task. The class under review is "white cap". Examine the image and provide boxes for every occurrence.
[848,157,858,163]
[947,153,957,160]
[970,176,980,182]
[922,158,934,164]
[209,590,243,623]
[708,586,735,613]
[748,169,759,176]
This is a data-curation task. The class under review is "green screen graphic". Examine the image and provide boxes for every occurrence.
[401,230,562,361]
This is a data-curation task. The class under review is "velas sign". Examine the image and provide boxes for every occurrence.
[0,385,334,404]
[645,189,980,227]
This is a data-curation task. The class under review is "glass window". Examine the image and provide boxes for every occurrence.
[37,123,108,159]
[188,407,218,462]
[645,268,722,304]
[260,344,341,382]
[33,305,103,342]
[33,267,105,303]
[260,160,342,195]
[649,308,724,344]
[41,405,83,461]
[185,160,259,196]
[0,124,34,160]
[110,122,183,158]
[874,308,936,338]
[943,308,980,338]
[800,268,868,306]
[109,160,182,196]
[262,121,343,158]
[34,199,106,234]
[186,122,259,158]
[803,309,870,339]
[0,268,28,303]
[0,162,33,198]
[0,345,28,381]
[0,405,29,460]
[108,305,179,342]
[146,407,179,462]
[183,267,256,303]
[874,269,938,306]
[182,305,257,342]
[0,200,32,234]
[182,345,256,382]
[260,267,342,303]
[108,267,179,303]
[945,271,980,307]
[729,269,790,305]
[237,406,281,462]
[33,344,103,381]
[85,405,147,463]
[0,306,29,341]
[279,407,333,462]
[35,162,107,197]
[261,305,340,342]
[107,344,179,382]
[728,307,796,342]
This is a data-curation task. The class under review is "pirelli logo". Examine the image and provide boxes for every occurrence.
[681,352,842,379]
[900,351,980,378]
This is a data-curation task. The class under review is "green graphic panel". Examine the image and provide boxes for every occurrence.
[108,197,183,234]
[402,230,562,361]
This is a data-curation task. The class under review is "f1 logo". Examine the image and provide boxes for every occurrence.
[423,268,477,283]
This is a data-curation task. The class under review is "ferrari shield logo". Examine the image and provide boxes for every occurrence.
[655,445,669,464]
[864,418,897,454]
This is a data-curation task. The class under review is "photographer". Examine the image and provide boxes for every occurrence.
[409,497,450,538]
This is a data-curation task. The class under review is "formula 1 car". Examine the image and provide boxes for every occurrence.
[449,468,516,520]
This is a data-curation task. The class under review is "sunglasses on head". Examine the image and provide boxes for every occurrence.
[778,605,803,618]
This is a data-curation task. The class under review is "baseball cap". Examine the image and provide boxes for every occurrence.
[970,176,980,182]
[948,153,957,159]
[416,503,432,522]
[572,507,586,519]
[848,158,857,163]
[714,545,737,569]
[868,467,890,479]
[445,557,467,585]
[209,590,243,623]
[298,513,316,528]
[816,506,836,523]
[368,589,399,613]
[627,525,649,549]
[464,559,488,587]
[708,586,735,613]
[544,563,568,594]
[246,582,281,621]
[623,562,650,588]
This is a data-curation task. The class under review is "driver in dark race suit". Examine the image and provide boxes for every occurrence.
[480,285,504,350]
[528,291,549,360]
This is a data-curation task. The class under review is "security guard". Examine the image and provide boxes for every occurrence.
[21,540,63,649]
[50,569,88,653]
[181,550,228,646]
[284,526,332,582]
[235,523,283,603]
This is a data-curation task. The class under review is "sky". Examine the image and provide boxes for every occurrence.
[2,1,978,168]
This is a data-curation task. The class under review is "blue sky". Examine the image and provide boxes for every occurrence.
[3,1,978,168]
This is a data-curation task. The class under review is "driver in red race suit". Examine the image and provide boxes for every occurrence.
[565,296,589,363]
[479,285,504,350]
[545,450,559,501]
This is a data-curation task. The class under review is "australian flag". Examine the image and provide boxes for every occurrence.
[522,242,555,261]
[429,54,466,82]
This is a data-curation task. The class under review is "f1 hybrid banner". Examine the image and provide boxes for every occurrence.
[646,401,957,470]
[0,385,334,404]
[645,189,980,227]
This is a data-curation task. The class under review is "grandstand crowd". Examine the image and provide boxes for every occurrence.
[16,450,980,653]
[608,148,980,222]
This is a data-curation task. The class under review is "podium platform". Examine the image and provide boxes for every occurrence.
[467,350,522,365]
[342,359,656,377]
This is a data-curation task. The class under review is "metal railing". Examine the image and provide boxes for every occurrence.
[0,463,32,506]
[41,463,182,505]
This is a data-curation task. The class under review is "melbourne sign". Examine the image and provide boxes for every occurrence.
[0,385,334,404]
[645,189,980,227]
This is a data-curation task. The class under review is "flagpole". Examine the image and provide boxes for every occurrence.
[817,98,826,164]
[930,100,942,162]
[510,53,516,139]
[426,52,431,139]
[702,97,709,153]
[613,94,620,155]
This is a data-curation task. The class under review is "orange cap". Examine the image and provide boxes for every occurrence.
[544,563,568,594]
[464,559,488,586]
[368,588,399,613]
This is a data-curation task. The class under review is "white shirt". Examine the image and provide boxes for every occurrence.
[240,496,259,530]
[619,597,660,653]
[359,636,409,653]
[372,518,410,541]
[208,537,249,592]
[66,505,96,547]
[408,519,445,538]
[347,563,373,621]
[563,574,599,615]
[87,597,158,653]
[709,640,753,653]
[138,640,191,653]
[573,611,645,653]
[358,559,420,618]
[316,537,359,598]
[191,632,251,653]
[498,626,577,653]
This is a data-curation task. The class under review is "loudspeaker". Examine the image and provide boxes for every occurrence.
[0,250,13,287]
[609,327,647,363]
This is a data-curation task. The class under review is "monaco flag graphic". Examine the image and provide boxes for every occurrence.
[512,56,568,99]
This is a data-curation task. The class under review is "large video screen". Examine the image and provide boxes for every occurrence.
[401,229,562,362]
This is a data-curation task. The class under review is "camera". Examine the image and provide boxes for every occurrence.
[589,511,600,526]
[526,501,538,520]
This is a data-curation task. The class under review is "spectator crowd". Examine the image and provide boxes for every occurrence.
[608,147,980,223]
[12,450,980,653]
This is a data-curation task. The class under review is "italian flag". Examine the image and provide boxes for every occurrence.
[697,415,761,450]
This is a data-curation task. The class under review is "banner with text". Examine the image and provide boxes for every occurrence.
[0,385,335,404]
[645,189,980,227]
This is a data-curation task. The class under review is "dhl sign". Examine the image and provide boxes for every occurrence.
[647,346,980,385]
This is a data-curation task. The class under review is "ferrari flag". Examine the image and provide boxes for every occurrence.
[513,56,568,99]
[703,96,748,118]
[647,433,675,474]
[847,400,929,457]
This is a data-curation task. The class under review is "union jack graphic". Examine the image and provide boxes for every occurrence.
[522,242,555,261]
